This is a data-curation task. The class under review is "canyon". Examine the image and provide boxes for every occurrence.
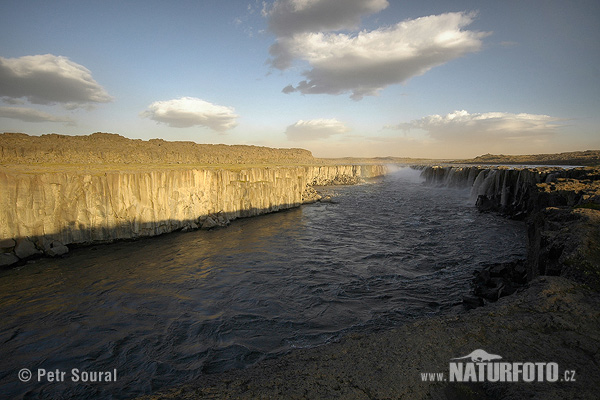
[139,165,600,400]
[2,133,599,399]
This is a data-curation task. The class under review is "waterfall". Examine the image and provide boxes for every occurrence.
[419,165,568,216]
[470,170,487,202]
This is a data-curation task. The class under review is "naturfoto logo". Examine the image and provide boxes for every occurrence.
[449,349,562,383]
[420,349,576,383]
[451,349,502,363]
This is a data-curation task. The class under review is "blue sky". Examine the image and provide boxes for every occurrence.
[1,0,599,158]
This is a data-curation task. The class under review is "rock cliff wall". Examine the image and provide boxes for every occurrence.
[419,165,600,288]
[0,165,386,266]
[419,165,571,217]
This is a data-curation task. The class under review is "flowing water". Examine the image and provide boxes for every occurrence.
[0,168,526,399]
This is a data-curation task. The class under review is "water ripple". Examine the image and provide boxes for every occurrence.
[0,168,526,399]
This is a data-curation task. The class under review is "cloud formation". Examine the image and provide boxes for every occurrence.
[141,97,239,131]
[272,12,488,99]
[387,110,561,141]
[0,54,112,108]
[0,106,75,125]
[265,0,388,38]
[285,118,349,141]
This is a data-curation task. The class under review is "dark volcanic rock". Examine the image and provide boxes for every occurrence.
[475,194,496,212]
[14,238,41,259]
[528,207,600,289]
[468,260,527,306]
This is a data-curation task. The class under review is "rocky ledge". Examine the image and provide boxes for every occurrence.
[467,197,599,308]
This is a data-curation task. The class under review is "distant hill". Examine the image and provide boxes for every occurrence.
[0,132,315,166]
[316,156,447,165]
[453,150,600,166]
[3,132,597,168]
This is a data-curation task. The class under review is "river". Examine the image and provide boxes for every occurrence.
[0,167,526,399]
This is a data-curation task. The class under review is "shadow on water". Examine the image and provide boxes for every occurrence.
[0,169,527,399]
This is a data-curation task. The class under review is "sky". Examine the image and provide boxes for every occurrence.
[0,0,599,159]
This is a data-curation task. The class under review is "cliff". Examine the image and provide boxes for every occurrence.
[0,132,387,267]
[420,165,600,289]
[0,164,386,267]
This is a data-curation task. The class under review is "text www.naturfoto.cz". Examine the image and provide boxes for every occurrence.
[421,372,445,382]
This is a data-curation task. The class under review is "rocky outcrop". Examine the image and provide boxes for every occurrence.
[464,259,528,308]
[421,165,600,289]
[528,207,600,290]
[301,186,322,204]
[308,164,386,185]
[0,164,386,267]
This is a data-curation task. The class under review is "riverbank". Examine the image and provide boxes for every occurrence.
[138,276,599,400]
[138,165,600,399]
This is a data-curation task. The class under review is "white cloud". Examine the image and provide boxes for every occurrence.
[285,118,349,141]
[387,110,561,141]
[140,97,239,132]
[265,0,388,37]
[0,54,112,108]
[273,12,489,99]
[0,106,75,125]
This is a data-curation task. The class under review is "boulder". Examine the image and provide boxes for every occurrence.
[46,241,69,257]
[462,295,484,309]
[14,238,42,259]
[0,238,16,253]
[201,216,218,230]
[0,253,19,267]
[302,186,322,204]
[181,222,199,232]
[471,260,527,304]
[216,212,230,226]
[320,195,336,203]
[490,263,508,277]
